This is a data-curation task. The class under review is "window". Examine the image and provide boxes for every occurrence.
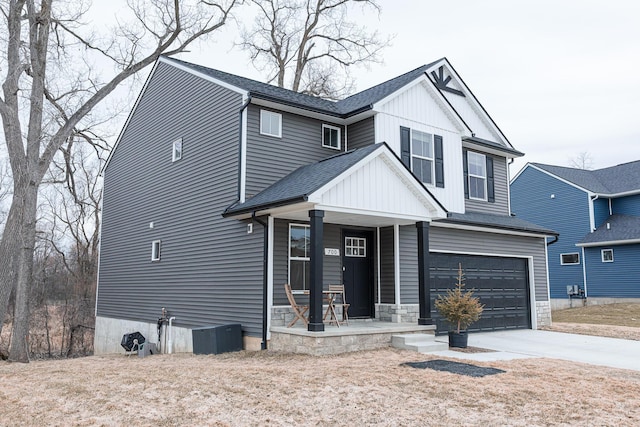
[345,237,366,257]
[467,151,487,200]
[260,110,282,138]
[601,249,614,263]
[322,124,341,150]
[289,224,310,291]
[151,240,162,262]
[560,253,579,265]
[172,138,183,162]
[411,130,434,185]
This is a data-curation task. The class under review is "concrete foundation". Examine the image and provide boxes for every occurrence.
[550,297,640,311]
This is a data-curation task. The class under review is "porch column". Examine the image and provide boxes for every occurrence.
[308,209,325,332]
[417,221,433,325]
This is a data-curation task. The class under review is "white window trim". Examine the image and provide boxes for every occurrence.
[260,109,282,138]
[322,124,341,150]
[601,249,614,263]
[468,151,488,201]
[560,252,580,265]
[151,240,162,262]
[345,236,366,257]
[288,223,310,293]
[410,129,435,185]
[172,138,183,162]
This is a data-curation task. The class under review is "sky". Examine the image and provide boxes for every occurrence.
[162,0,639,175]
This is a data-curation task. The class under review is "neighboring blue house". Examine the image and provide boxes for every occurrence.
[511,161,640,308]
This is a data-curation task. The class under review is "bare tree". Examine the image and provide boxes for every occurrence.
[0,0,241,362]
[569,151,594,170]
[0,158,10,229]
[239,0,390,99]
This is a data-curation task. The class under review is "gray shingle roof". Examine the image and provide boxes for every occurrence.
[437,211,557,236]
[166,57,442,118]
[532,161,640,195]
[578,214,640,245]
[224,144,382,216]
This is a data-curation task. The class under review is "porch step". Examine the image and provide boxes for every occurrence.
[391,333,449,353]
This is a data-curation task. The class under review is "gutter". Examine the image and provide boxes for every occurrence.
[237,96,252,201]
[252,212,269,350]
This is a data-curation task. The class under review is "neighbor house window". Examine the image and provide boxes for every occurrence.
[322,124,341,150]
[289,224,310,291]
[560,253,579,265]
[411,130,434,185]
[260,110,282,138]
[172,138,183,162]
[467,151,487,200]
[151,240,162,262]
[601,249,614,263]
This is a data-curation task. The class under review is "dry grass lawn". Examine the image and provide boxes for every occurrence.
[2,303,640,425]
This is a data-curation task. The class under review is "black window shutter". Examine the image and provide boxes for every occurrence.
[400,126,411,168]
[434,135,444,188]
[486,156,495,203]
[463,150,469,199]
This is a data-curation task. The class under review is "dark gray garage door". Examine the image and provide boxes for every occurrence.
[430,253,531,334]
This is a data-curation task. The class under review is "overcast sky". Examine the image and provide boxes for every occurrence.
[168,0,639,174]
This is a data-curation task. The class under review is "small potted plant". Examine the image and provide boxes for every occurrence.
[434,263,484,348]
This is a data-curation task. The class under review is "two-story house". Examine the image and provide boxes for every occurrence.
[94,56,555,354]
[511,162,640,309]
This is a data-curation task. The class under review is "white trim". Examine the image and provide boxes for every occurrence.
[506,158,513,215]
[260,109,282,138]
[376,227,381,305]
[517,164,592,194]
[431,220,553,239]
[589,194,597,231]
[344,124,348,151]
[560,252,580,265]
[151,240,161,262]
[577,238,640,247]
[409,128,435,185]
[288,223,310,292]
[544,238,552,303]
[266,216,274,340]
[159,56,248,96]
[322,124,341,150]
[467,151,488,201]
[394,224,401,307]
[601,248,614,263]
[528,257,537,330]
[172,138,183,162]
[95,208,104,317]
[312,204,437,224]
[581,246,588,297]
[240,97,248,203]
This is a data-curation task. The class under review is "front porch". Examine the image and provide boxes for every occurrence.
[270,319,436,355]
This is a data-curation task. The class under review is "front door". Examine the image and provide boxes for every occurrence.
[342,230,374,318]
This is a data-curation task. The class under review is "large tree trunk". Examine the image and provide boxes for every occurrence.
[0,200,21,337]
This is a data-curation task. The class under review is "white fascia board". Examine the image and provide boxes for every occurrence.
[312,204,434,224]
[523,164,592,194]
[431,58,512,148]
[510,162,531,184]
[594,189,640,198]
[462,139,523,159]
[371,74,471,135]
[431,220,553,239]
[576,238,640,248]
[251,98,345,124]
[433,248,535,260]
[160,56,248,97]
[308,145,447,219]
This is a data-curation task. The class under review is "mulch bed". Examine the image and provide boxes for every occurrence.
[402,359,506,377]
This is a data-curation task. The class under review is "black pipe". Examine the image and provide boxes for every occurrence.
[252,212,268,350]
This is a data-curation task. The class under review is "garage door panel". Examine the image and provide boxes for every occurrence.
[430,253,531,333]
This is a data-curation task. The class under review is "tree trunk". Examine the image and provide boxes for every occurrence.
[8,181,38,363]
[0,198,21,337]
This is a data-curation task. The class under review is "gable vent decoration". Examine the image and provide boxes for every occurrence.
[430,66,465,97]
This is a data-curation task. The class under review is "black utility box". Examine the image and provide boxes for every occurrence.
[192,324,243,355]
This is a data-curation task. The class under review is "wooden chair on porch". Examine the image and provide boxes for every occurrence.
[328,284,349,325]
[284,283,309,328]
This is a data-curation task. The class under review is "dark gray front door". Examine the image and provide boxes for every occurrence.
[342,230,374,318]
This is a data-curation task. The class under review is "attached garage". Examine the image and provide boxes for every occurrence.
[430,252,532,333]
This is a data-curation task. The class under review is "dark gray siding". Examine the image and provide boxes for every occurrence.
[245,106,345,197]
[347,117,375,150]
[396,224,548,303]
[98,63,266,336]
[465,154,510,215]
[272,219,342,305]
[379,227,395,303]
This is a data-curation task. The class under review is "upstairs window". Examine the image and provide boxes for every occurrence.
[172,138,183,162]
[467,151,487,200]
[411,130,434,185]
[289,224,310,291]
[601,249,614,263]
[151,240,162,262]
[322,124,341,150]
[560,253,579,265]
[260,110,282,138]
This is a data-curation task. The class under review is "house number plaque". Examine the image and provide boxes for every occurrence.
[324,248,340,256]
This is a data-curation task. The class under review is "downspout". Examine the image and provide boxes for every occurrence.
[237,96,252,202]
[252,212,269,350]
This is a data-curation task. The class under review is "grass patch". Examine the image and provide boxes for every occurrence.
[552,303,640,328]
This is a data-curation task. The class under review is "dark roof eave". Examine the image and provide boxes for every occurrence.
[223,195,310,218]
[435,217,558,236]
[462,136,524,157]
[250,93,345,118]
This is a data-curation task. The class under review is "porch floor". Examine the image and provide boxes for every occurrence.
[269,320,436,355]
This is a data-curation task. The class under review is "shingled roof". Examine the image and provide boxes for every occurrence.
[165,57,442,118]
[578,214,640,246]
[437,211,557,236]
[532,161,640,195]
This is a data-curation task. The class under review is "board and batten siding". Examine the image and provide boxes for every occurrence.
[98,62,266,337]
[245,105,345,198]
[396,224,549,303]
[379,227,395,304]
[442,91,501,142]
[464,154,510,215]
[346,117,375,150]
[584,244,640,298]
[510,166,591,298]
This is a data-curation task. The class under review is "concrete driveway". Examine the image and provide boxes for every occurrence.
[434,329,640,371]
